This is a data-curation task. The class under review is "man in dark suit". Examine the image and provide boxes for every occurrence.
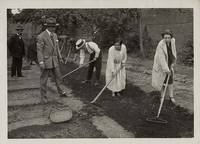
[8,25,25,77]
[37,17,67,103]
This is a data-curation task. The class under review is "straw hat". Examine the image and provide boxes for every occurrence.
[76,39,86,50]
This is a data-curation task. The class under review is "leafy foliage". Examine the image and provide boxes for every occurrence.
[8,9,193,66]
[8,9,140,50]
[182,36,193,66]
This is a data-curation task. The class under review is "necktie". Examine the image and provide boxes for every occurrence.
[18,34,21,39]
[50,33,55,46]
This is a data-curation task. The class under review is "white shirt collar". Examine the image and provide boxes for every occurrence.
[16,33,22,39]
[46,29,51,36]
[16,33,21,36]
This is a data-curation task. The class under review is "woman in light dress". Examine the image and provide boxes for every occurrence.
[106,38,127,97]
[152,29,177,103]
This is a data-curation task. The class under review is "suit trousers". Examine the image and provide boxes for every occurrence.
[40,66,64,98]
[87,52,102,81]
[11,57,23,77]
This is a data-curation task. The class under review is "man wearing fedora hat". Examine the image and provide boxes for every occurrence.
[76,39,102,86]
[37,17,67,103]
[152,29,177,104]
[8,25,25,77]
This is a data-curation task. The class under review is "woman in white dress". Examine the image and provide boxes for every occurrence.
[152,29,177,104]
[106,38,127,97]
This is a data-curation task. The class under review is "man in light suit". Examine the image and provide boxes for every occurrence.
[37,17,67,103]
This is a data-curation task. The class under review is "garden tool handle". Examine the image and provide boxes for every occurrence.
[90,66,123,104]
[64,44,72,64]
[62,59,95,79]
[60,38,66,53]
[156,72,171,118]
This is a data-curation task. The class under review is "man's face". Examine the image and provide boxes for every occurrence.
[47,26,56,33]
[164,34,172,43]
[17,29,23,35]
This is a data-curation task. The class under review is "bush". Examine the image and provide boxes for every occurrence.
[182,38,193,66]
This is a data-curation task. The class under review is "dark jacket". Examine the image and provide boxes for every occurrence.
[8,34,25,57]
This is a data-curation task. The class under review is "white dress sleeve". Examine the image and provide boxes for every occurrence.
[108,46,115,73]
[122,44,127,63]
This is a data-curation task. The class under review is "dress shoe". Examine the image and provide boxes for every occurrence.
[81,80,91,84]
[60,92,68,97]
[170,97,176,104]
[116,92,121,97]
[112,92,115,97]
[94,81,100,86]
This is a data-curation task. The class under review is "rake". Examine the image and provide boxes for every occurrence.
[62,59,95,79]
[146,73,171,124]
[90,66,122,104]
[64,44,72,64]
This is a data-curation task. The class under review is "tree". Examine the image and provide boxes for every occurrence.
[137,9,145,57]
[8,9,141,51]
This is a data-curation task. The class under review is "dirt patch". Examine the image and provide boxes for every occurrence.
[60,62,193,138]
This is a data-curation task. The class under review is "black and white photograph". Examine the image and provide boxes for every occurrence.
[1,0,200,143]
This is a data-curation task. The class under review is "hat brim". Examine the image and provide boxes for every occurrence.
[16,28,24,30]
[44,23,59,27]
[76,40,86,50]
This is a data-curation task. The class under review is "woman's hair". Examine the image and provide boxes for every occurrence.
[114,38,123,45]
[161,29,173,38]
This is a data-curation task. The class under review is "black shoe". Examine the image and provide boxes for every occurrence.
[60,92,68,97]
[116,92,121,97]
[94,81,100,86]
[170,97,176,104]
[81,80,91,84]
[18,75,24,77]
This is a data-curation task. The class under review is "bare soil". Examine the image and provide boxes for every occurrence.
[60,61,193,138]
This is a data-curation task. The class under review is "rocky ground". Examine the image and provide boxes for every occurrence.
[7,54,193,138]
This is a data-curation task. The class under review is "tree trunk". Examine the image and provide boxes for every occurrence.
[138,10,145,57]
